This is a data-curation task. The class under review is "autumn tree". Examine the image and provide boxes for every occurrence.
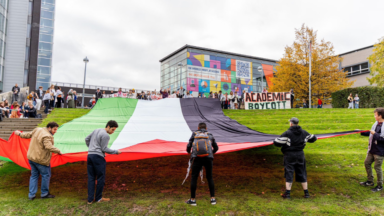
[270,24,354,107]
[367,37,384,86]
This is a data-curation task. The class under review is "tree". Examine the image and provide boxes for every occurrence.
[270,24,354,107]
[367,37,384,86]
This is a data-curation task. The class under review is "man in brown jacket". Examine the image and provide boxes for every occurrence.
[15,122,62,200]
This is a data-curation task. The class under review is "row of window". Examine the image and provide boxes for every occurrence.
[343,62,369,77]
[0,0,7,10]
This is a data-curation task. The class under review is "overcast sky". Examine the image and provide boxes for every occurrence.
[51,0,384,90]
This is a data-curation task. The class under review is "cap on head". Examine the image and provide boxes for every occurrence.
[289,117,299,125]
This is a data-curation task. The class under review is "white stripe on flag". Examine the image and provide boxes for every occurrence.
[111,98,193,149]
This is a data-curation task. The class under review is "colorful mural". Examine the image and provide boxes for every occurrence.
[186,51,270,95]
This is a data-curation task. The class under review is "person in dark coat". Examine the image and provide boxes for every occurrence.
[273,117,317,199]
[95,88,103,103]
[12,83,21,103]
[290,89,295,108]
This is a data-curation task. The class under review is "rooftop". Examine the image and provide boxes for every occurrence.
[338,45,374,56]
[159,44,278,63]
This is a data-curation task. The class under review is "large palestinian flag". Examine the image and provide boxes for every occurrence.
[0,98,360,169]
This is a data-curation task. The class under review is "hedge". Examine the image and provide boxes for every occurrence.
[331,86,384,108]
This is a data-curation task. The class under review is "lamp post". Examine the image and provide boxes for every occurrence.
[82,57,89,108]
[178,62,183,90]
[258,66,263,92]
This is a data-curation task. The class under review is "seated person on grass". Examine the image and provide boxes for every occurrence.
[360,108,384,192]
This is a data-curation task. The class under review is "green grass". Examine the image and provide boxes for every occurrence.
[38,108,91,127]
[0,108,381,215]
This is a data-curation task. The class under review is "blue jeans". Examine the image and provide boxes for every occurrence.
[28,160,51,198]
[355,103,359,109]
[317,105,322,108]
[44,100,50,114]
[87,154,106,202]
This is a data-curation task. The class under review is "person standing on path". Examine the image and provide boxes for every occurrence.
[95,88,103,103]
[67,89,75,108]
[85,120,122,204]
[290,89,295,108]
[273,117,317,199]
[14,122,62,200]
[360,108,384,192]
[317,97,323,108]
[12,83,20,103]
[348,93,354,109]
[354,94,360,109]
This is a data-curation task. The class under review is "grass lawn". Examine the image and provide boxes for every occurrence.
[0,108,382,215]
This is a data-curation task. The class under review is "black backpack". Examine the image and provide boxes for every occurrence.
[36,114,42,119]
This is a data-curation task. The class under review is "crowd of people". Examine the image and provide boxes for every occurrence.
[13,108,384,204]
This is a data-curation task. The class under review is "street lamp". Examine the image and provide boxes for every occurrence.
[82,56,89,108]
[258,66,263,92]
[178,62,183,90]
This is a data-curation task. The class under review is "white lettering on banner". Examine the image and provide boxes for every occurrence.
[236,60,251,79]
[244,92,291,110]
[187,65,221,81]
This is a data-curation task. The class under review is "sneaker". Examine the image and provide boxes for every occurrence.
[304,192,310,198]
[211,198,217,205]
[97,198,110,203]
[360,181,374,186]
[281,192,291,199]
[41,194,55,199]
[28,196,35,201]
[371,186,383,192]
[185,199,197,206]
[87,201,93,205]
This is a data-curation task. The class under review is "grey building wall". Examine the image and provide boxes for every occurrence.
[340,46,374,88]
[3,0,29,92]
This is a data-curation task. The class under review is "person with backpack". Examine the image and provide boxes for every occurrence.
[185,122,219,206]
[273,117,317,199]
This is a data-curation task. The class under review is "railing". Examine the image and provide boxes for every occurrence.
[0,87,29,103]
[51,81,151,93]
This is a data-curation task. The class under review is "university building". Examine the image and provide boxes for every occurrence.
[159,45,278,97]
[339,45,374,87]
[0,0,56,93]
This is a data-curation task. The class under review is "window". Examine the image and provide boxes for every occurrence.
[342,62,369,77]
[38,49,52,58]
[39,42,52,51]
[40,18,53,28]
[41,11,54,19]
[37,66,51,75]
[39,34,53,43]
[38,58,51,66]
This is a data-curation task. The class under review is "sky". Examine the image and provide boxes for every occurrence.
[51,0,384,90]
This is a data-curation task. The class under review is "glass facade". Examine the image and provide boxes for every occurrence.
[0,0,8,91]
[36,0,55,90]
[160,47,277,97]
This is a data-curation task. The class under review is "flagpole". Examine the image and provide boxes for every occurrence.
[309,40,312,109]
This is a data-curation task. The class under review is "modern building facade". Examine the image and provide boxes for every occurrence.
[159,45,278,97]
[0,0,55,93]
[0,0,8,92]
[339,45,374,87]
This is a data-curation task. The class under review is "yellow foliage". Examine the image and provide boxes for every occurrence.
[367,37,384,86]
[270,24,354,107]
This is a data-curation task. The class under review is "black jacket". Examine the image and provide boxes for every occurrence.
[12,86,20,95]
[361,123,384,156]
[36,89,44,98]
[273,126,317,154]
[186,129,219,158]
[177,88,185,98]
[95,91,103,99]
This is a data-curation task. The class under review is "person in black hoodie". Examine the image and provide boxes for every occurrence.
[273,117,317,199]
[185,122,219,206]
[360,108,384,192]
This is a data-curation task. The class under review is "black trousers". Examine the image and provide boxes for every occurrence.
[191,157,215,198]
[56,98,62,108]
[87,154,106,202]
[284,151,307,183]
[44,100,50,114]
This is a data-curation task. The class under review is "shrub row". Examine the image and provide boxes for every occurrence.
[331,86,384,108]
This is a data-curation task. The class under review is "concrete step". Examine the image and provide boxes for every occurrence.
[0,127,36,132]
[0,122,40,126]
[1,119,42,123]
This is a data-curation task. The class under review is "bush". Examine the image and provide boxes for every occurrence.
[331,86,384,108]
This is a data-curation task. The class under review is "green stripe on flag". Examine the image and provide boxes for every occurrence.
[0,156,12,162]
[54,98,138,153]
